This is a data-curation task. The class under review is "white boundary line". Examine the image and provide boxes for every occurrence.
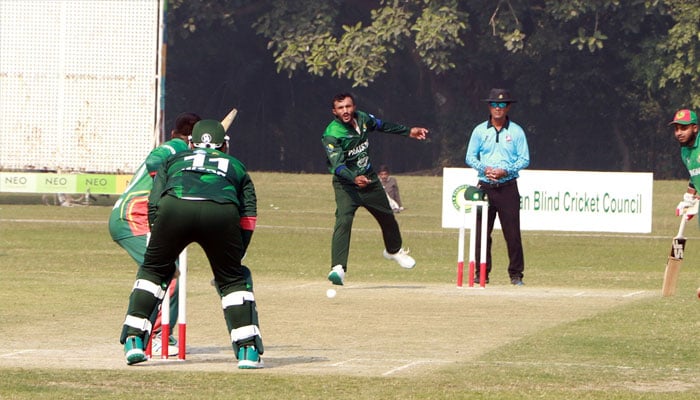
[0,350,37,357]
[382,360,429,376]
[330,358,358,367]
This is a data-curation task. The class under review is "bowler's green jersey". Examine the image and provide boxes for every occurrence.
[322,110,410,183]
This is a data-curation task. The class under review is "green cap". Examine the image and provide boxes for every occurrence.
[191,120,227,148]
[669,109,698,126]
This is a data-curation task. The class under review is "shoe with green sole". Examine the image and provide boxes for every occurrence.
[124,336,148,365]
[237,345,264,369]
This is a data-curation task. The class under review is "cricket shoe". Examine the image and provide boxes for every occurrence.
[237,345,264,369]
[124,336,148,365]
[511,278,524,286]
[327,264,345,286]
[151,333,179,356]
[383,248,416,269]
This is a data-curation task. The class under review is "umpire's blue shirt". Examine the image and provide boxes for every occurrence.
[465,118,530,184]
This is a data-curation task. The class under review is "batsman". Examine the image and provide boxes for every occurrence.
[672,109,700,220]
[120,119,264,369]
[667,109,700,295]
[109,112,201,356]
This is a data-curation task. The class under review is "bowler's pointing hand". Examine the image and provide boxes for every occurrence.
[409,127,429,140]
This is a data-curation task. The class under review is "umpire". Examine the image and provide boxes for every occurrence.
[120,119,264,369]
[465,88,530,285]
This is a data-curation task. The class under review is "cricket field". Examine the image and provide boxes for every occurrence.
[0,173,698,399]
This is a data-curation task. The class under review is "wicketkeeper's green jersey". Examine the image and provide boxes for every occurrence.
[108,138,190,240]
[148,148,257,224]
[322,110,410,183]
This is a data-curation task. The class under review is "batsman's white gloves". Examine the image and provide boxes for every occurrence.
[676,193,699,220]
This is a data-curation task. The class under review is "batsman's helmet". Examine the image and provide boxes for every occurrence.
[464,185,487,201]
[190,119,228,149]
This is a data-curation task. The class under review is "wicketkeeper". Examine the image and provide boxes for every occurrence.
[120,119,264,369]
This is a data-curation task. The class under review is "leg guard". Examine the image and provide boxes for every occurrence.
[221,289,263,356]
[119,278,167,345]
[150,278,179,335]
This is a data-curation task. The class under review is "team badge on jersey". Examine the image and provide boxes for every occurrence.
[357,156,369,169]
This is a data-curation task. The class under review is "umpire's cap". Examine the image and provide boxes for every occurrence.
[482,88,517,103]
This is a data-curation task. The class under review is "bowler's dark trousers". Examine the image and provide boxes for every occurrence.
[331,174,402,270]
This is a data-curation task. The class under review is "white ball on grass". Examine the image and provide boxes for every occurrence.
[326,288,336,298]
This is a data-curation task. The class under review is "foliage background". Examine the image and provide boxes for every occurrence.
[163,0,699,177]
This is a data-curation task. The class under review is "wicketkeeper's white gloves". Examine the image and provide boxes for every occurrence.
[676,192,699,220]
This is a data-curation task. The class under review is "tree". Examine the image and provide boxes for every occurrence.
[253,0,467,87]
[166,0,699,177]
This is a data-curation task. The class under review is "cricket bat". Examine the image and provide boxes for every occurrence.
[661,212,689,297]
[221,108,238,131]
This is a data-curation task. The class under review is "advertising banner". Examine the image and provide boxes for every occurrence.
[442,168,653,233]
[0,172,130,195]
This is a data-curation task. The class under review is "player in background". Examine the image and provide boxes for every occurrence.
[671,109,700,219]
[109,112,201,355]
[322,92,429,286]
[121,119,263,369]
[378,164,404,213]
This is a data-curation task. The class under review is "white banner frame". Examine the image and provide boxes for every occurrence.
[442,168,653,233]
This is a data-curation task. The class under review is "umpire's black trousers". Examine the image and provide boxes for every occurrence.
[476,179,525,280]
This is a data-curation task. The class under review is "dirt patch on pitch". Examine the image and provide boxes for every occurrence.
[0,279,652,377]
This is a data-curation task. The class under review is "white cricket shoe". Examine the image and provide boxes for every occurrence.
[151,334,179,356]
[383,248,416,269]
[327,265,345,286]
